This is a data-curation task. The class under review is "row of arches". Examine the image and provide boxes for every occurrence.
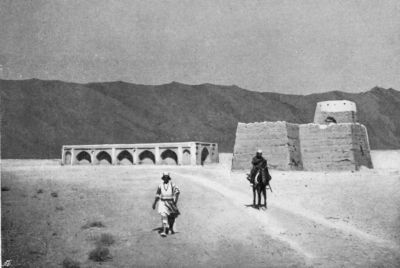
[64,148,210,165]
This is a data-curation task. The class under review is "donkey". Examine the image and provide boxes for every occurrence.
[247,169,271,209]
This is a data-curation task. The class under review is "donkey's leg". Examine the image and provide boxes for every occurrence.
[253,187,256,207]
[263,187,267,208]
[257,187,262,209]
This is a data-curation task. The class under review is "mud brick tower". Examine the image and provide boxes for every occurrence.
[232,100,373,171]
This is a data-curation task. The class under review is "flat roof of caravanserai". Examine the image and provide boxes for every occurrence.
[63,142,217,149]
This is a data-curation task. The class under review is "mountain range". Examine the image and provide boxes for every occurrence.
[1,79,399,158]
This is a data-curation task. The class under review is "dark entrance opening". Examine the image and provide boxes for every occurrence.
[96,151,112,164]
[139,150,155,164]
[160,149,178,165]
[117,150,133,164]
[76,151,91,164]
[201,147,210,165]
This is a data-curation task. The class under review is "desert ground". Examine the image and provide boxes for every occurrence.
[1,151,400,267]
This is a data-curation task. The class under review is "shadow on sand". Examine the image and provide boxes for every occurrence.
[152,227,179,235]
[152,227,163,233]
[244,204,267,210]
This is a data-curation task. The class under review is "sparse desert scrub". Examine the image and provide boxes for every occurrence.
[82,221,106,229]
[88,246,112,262]
[62,257,80,268]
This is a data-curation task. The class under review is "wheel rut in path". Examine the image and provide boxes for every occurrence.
[179,173,400,267]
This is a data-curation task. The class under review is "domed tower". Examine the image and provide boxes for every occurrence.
[313,100,357,124]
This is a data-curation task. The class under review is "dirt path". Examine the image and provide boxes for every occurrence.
[2,159,399,267]
[2,164,308,267]
[180,172,400,267]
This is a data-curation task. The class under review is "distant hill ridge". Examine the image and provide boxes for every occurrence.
[1,79,399,158]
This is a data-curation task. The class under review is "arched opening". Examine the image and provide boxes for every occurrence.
[96,151,112,165]
[325,116,337,124]
[182,149,191,165]
[139,150,155,165]
[160,149,178,165]
[201,147,210,165]
[64,151,72,165]
[76,151,91,164]
[117,150,133,165]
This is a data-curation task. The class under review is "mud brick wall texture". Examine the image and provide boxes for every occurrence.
[286,123,303,170]
[232,100,373,171]
[299,124,356,171]
[351,124,374,169]
[231,121,293,170]
[232,122,373,171]
[314,110,357,124]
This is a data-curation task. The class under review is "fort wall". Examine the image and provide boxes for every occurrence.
[232,100,373,171]
[299,124,356,171]
[232,121,298,170]
[286,123,303,170]
[351,124,374,169]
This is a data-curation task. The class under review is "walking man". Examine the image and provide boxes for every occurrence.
[152,172,180,237]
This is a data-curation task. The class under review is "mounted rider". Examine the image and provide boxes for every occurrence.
[249,149,271,186]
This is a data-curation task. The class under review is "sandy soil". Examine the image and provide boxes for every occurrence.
[1,151,400,267]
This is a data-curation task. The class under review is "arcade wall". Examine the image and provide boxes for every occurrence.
[62,142,218,166]
[195,143,219,165]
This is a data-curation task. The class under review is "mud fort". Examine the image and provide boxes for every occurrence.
[232,100,373,171]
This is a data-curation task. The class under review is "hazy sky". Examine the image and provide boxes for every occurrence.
[1,0,399,94]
